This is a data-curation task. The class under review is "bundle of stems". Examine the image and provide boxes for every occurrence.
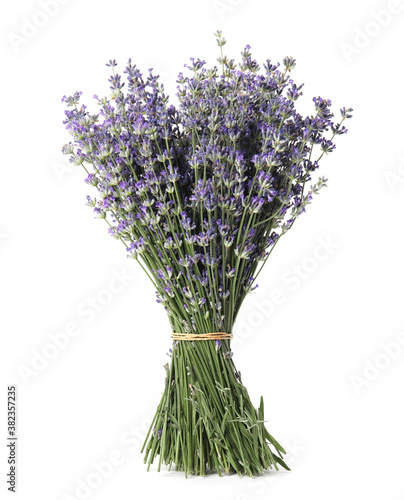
[62,31,351,476]
[142,339,288,476]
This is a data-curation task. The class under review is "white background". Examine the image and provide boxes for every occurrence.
[1,0,404,499]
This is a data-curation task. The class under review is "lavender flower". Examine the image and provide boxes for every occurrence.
[60,48,350,328]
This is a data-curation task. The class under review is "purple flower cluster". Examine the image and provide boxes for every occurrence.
[62,32,352,335]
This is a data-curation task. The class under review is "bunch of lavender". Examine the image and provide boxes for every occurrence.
[62,32,352,477]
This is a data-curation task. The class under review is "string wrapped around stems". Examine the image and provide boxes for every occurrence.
[171,332,233,341]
